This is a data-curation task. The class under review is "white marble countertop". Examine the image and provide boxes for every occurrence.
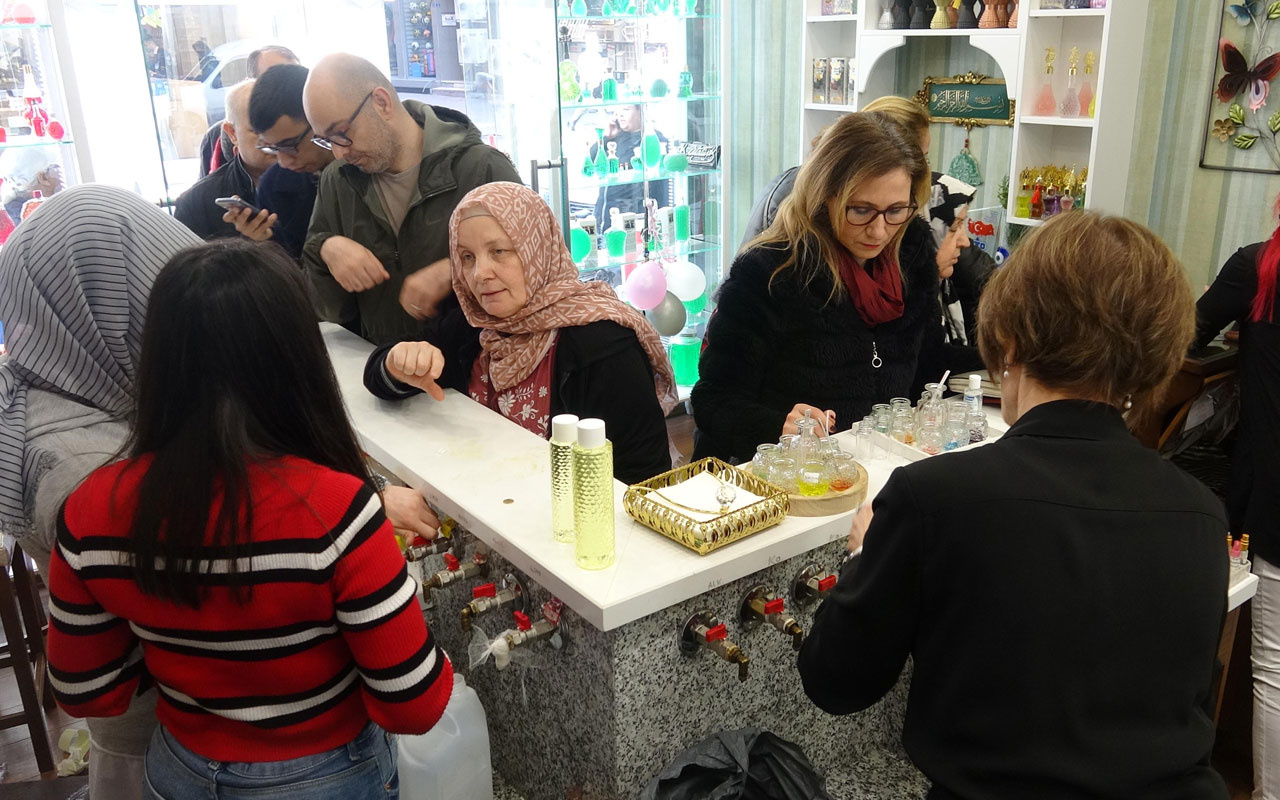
[325,324,1257,629]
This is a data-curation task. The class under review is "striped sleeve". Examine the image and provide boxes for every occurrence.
[331,485,452,734]
[46,506,143,718]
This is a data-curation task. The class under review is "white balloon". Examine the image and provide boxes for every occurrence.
[666,259,707,303]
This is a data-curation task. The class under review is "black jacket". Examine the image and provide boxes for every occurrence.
[364,310,671,485]
[911,246,995,396]
[691,222,938,463]
[173,155,256,241]
[1195,242,1280,566]
[256,164,318,261]
[799,400,1229,800]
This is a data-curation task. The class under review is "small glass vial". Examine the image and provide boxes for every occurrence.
[550,414,579,543]
[830,452,858,492]
[967,409,988,444]
[944,402,969,451]
[890,412,912,444]
[794,416,820,464]
[871,403,891,433]
[796,458,830,497]
[918,420,943,456]
[817,435,841,463]
[768,457,798,492]
[751,443,780,480]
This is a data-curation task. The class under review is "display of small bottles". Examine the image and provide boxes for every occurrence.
[1078,51,1096,118]
[749,426,859,498]
[550,414,578,544]
[1060,47,1081,117]
[1013,166,1088,218]
[573,418,615,570]
[1035,47,1057,116]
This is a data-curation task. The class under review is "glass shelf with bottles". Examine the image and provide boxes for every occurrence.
[555,0,718,20]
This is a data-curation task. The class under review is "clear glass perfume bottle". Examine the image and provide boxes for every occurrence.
[550,415,578,543]
[1077,51,1096,118]
[1035,47,1057,115]
[573,419,615,570]
[593,128,609,179]
[1059,47,1080,116]
[1015,181,1031,217]
[606,141,620,173]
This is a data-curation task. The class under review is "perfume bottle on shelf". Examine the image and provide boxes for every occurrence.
[1015,180,1031,218]
[606,141,620,173]
[1077,51,1096,117]
[1043,185,1061,218]
[1060,47,1081,117]
[1034,47,1057,116]
[571,0,587,15]
[677,65,693,98]
[930,0,951,28]
[1030,177,1044,219]
[593,128,609,178]
[978,0,999,27]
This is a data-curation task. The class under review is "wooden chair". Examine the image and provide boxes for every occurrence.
[0,541,57,775]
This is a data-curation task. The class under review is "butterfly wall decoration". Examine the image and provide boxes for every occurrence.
[1203,0,1280,173]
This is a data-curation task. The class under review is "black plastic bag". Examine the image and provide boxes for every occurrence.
[640,727,834,800]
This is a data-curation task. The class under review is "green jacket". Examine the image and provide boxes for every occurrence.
[302,101,521,345]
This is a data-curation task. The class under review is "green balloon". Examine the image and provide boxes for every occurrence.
[569,227,592,263]
[682,293,708,314]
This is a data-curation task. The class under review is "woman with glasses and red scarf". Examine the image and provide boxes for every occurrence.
[691,111,937,463]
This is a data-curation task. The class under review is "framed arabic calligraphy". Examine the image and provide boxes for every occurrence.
[912,72,1014,129]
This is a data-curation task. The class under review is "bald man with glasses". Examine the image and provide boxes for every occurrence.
[301,53,521,346]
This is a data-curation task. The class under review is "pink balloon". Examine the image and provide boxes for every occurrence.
[624,261,668,310]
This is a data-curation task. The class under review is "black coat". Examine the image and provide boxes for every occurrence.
[691,222,938,463]
[799,400,1229,800]
[173,155,256,241]
[1195,242,1280,566]
[364,309,671,485]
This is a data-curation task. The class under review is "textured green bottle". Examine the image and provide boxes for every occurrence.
[573,418,615,570]
[550,414,578,543]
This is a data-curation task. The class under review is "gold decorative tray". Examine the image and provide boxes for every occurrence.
[623,458,790,556]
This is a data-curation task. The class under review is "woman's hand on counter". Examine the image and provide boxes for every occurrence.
[783,404,836,437]
[381,486,441,542]
[848,502,873,552]
[386,341,447,401]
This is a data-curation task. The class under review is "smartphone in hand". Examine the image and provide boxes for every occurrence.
[214,196,263,216]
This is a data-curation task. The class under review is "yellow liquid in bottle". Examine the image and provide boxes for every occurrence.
[551,440,575,543]
[797,462,829,496]
[573,440,615,570]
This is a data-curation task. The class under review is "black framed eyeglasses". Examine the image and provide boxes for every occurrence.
[845,204,918,227]
[311,91,375,150]
[257,122,312,155]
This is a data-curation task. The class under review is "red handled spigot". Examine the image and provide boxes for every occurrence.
[791,563,838,607]
[739,585,804,651]
[460,573,528,632]
[679,611,749,681]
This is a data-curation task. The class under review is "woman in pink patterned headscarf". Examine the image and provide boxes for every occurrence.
[365,182,675,485]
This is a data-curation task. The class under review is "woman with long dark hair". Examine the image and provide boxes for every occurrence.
[1194,213,1280,799]
[47,239,452,798]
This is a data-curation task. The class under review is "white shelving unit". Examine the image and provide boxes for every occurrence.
[797,0,1149,227]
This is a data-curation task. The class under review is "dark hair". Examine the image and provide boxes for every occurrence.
[125,239,371,606]
[247,45,299,78]
[249,63,309,133]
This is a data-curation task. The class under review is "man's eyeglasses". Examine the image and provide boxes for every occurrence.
[845,204,918,227]
[311,91,375,150]
[257,123,312,155]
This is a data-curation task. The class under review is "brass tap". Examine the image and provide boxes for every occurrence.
[791,563,838,607]
[678,611,750,682]
[460,574,527,632]
[502,601,565,652]
[421,552,490,606]
[739,585,805,651]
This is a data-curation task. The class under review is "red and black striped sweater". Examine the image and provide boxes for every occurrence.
[47,454,452,763]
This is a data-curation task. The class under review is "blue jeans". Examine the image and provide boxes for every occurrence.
[143,721,398,800]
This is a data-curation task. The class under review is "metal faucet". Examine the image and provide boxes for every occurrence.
[502,600,565,652]
[421,551,490,607]
[679,611,749,682]
[460,573,527,632]
[791,563,838,608]
[738,585,804,651]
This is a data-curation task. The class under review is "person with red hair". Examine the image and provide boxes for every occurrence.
[1194,211,1280,799]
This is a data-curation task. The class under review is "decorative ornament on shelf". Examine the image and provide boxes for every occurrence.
[677,66,693,98]
[910,0,930,29]
[978,0,999,27]
[1077,51,1096,117]
[997,0,1011,26]
[1035,47,1058,116]
[892,0,912,28]
[1061,47,1081,117]
[947,0,959,26]
[957,0,978,28]
[1008,0,1019,27]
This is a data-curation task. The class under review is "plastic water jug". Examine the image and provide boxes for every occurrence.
[398,674,494,800]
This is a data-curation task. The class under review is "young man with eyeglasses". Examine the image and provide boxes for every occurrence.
[301,53,521,346]
[220,64,334,259]
[173,80,278,241]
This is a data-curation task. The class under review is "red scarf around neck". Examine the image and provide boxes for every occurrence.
[837,250,904,327]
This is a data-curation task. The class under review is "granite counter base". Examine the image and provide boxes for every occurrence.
[419,536,926,800]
